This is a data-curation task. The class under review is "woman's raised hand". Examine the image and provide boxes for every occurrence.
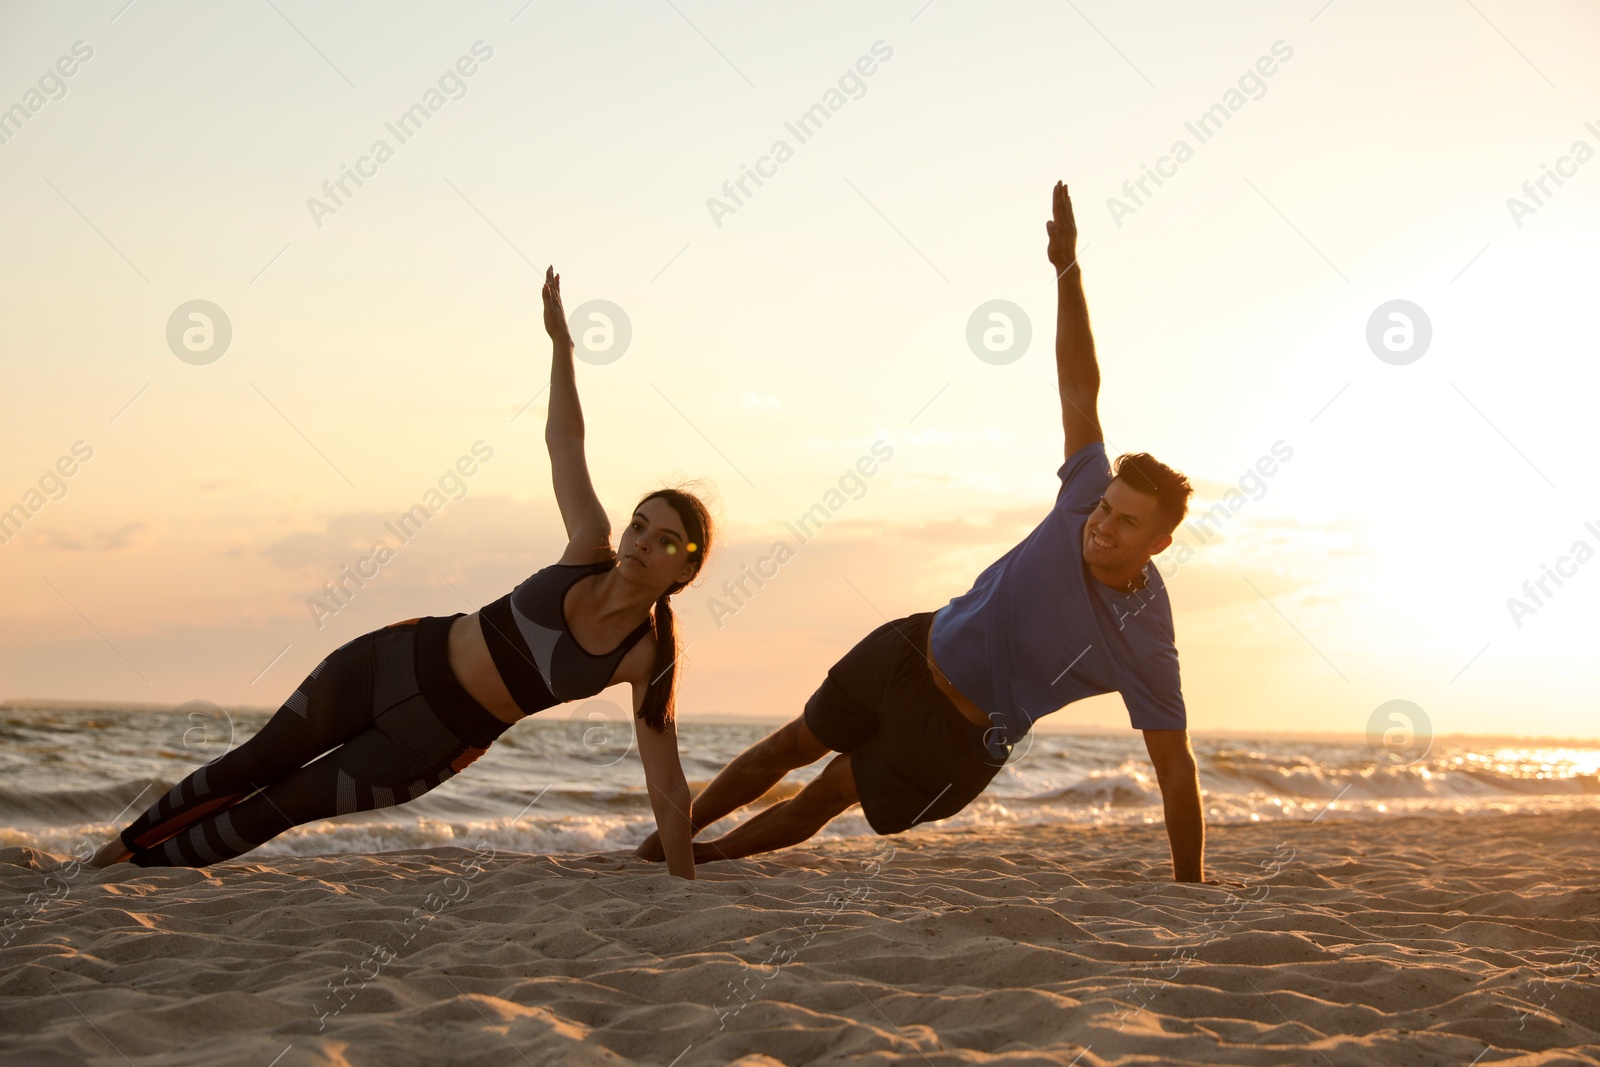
[542,265,573,348]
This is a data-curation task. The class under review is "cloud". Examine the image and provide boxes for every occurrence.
[258,513,395,572]
[1164,559,1316,613]
[879,507,1046,546]
[254,495,570,596]
[196,477,249,493]
[685,506,1058,639]
[717,506,1045,551]
[35,523,146,552]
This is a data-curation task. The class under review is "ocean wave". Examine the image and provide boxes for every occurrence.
[0,779,172,827]
[7,794,1599,865]
[1023,768,1162,808]
[5,706,1597,861]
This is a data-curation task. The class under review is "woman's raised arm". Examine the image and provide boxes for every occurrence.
[542,266,612,565]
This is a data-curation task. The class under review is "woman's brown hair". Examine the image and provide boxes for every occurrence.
[634,487,713,731]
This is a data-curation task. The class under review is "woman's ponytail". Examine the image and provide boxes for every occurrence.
[638,592,678,732]
[634,487,713,732]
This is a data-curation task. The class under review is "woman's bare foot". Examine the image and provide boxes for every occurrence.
[89,837,132,868]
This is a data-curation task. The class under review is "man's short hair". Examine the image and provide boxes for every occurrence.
[1111,452,1192,534]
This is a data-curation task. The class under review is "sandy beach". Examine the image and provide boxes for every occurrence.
[2,808,1596,1066]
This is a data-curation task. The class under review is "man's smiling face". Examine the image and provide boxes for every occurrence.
[1083,478,1174,575]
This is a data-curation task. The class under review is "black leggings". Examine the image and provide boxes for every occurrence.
[119,614,510,867]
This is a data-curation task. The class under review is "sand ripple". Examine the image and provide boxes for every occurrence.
[1,810,1596,1065]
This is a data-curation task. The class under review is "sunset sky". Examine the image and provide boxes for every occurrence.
[2,0,1596,742]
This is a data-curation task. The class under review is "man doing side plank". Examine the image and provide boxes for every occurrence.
[639,181,1210,882]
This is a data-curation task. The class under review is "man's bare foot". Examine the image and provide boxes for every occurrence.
[633,831,665,863]
[89,837,132,869]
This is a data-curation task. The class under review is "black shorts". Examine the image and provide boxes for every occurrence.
[803,611,1005,835]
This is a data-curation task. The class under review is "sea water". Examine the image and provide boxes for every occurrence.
[3,703,1596,860]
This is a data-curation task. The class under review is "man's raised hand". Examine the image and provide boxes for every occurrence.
[542,264,573,348]
[1046,180,1080,273]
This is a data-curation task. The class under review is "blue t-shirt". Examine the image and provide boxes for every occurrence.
[927,441,1186,753]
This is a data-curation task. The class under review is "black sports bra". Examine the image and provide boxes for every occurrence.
[477,559,653,716]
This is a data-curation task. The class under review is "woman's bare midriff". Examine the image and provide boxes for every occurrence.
[445,611,526,726]
[923,612,992,730]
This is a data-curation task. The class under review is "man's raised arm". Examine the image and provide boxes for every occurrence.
[1047,181,1104,461]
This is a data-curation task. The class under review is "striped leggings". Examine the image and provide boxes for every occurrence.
[118,615,509,867]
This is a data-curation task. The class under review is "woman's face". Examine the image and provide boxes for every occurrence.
[618,497,698,593]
